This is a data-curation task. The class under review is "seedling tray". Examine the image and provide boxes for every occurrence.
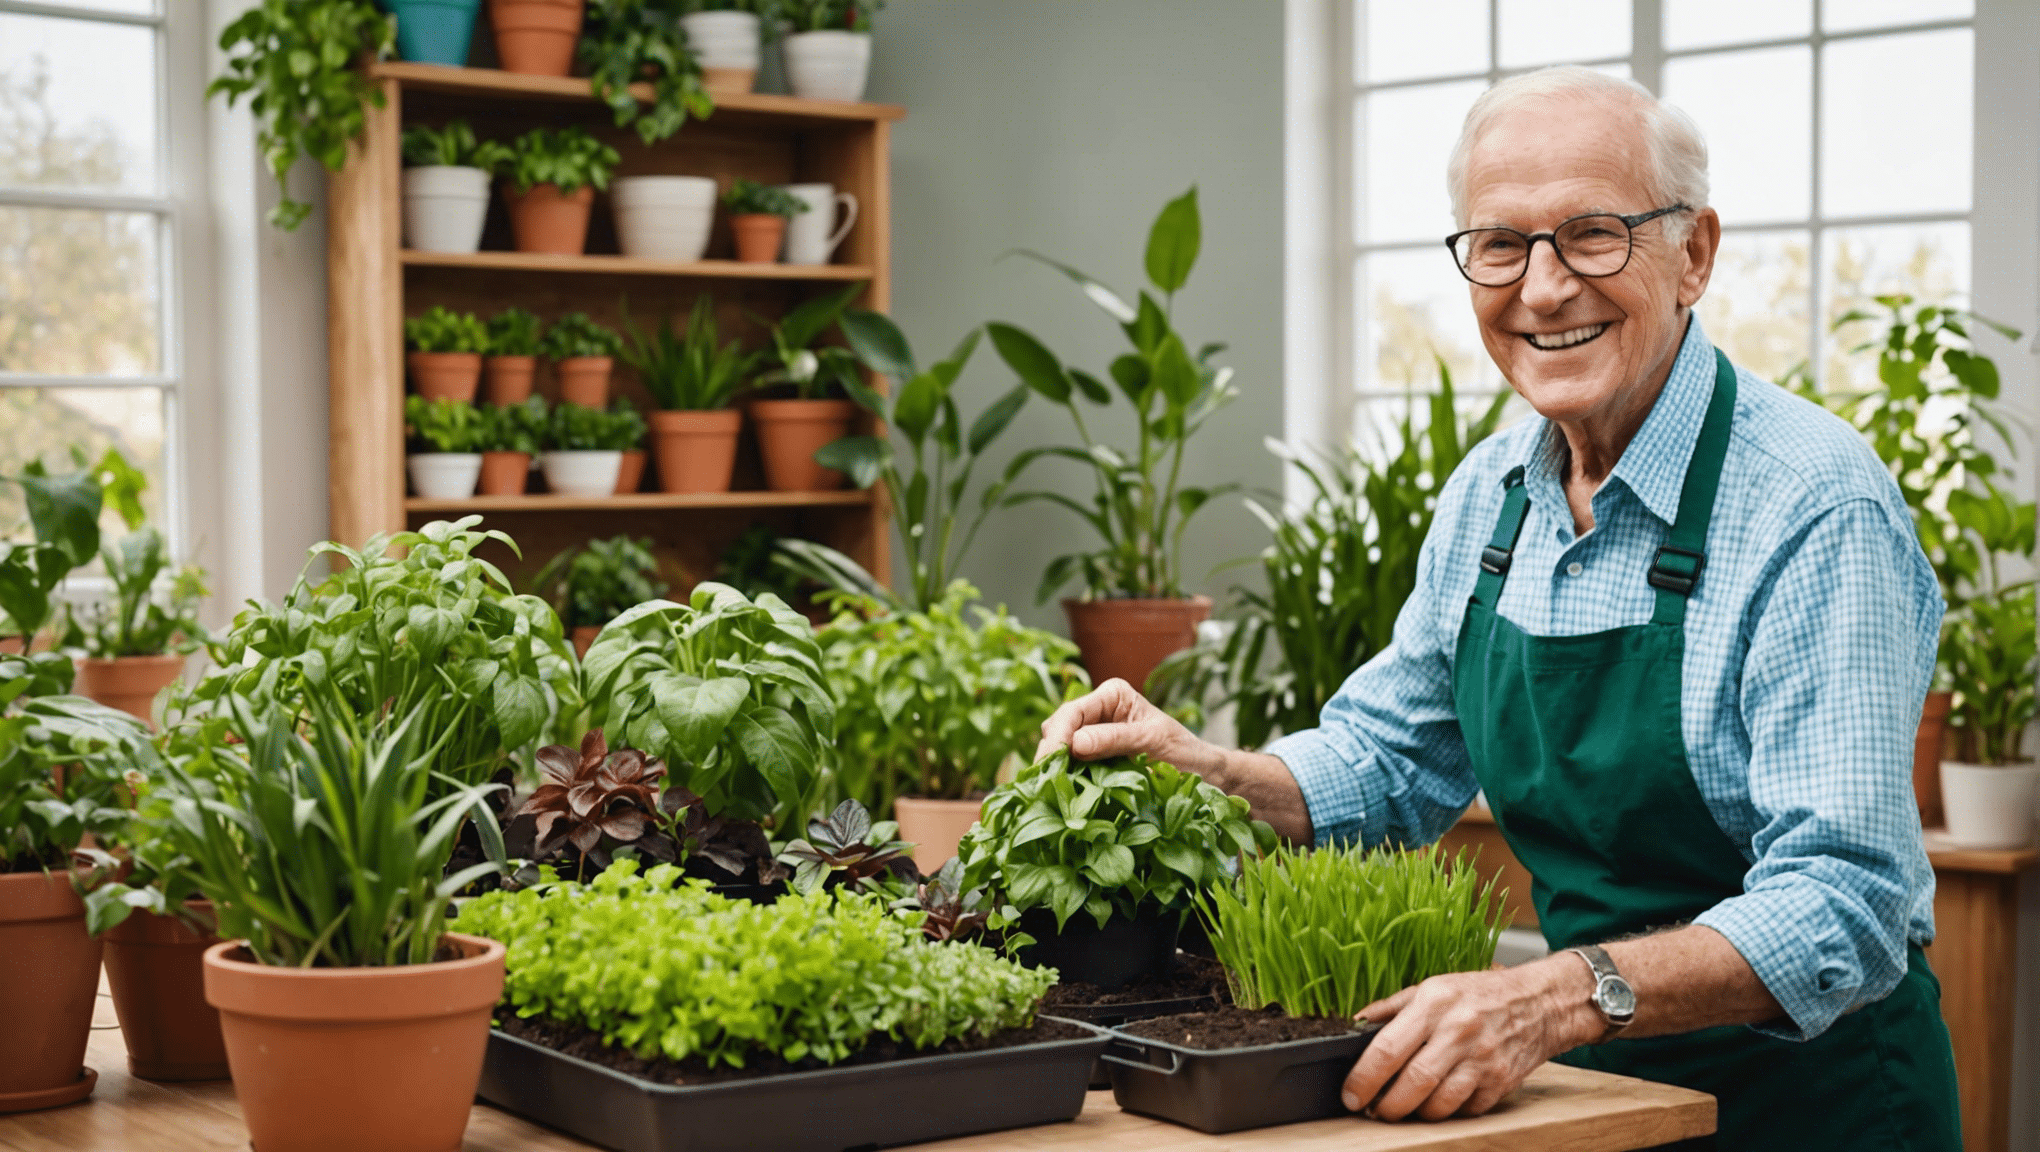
[1101,1022,1382,1133]
[1047,997,1218,1090]
[476,1017,1109,1152]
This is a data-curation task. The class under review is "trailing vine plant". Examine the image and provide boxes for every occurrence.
[580,0,716,145]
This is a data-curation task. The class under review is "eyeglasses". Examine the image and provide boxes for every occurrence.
[1444,205,1691,287]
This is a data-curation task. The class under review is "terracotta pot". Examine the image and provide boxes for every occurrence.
[729,213,787,263]
[1915,690,1951,828]
[488,0,581,76]
[103,903,229,1082]
[484,355,536,404]
[1062,596,1213,694]
[406,351,482,403]
[893,796,984,874]
[507,182,594,255]
[615,448,646,494]
[556,356,613,408]
[649,408,741,493]
[750,398,855,491]
[701,67,757,95]
[571,625,599,659]
[0,869,101,1113]
[478,451,531,496]
[75,654,185,725]
[203,933,505,1152]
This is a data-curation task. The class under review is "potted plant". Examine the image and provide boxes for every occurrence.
[612,173,719,262]
[476,396,548,496]
[1103,845,1501,1133]
[532,535,668,656]
[750,282,864,491]
[382,0,483,64]
[579,0,715,145]
[61,527,207,725]
[489,0,582,76]
[722,177,808,263]
[400,119,504,253]
[454,859,1104,1152]
[619,295,753,493]
[817,582,1087,871]
[211,0,395,230]
[958,746,1275,990]
[1940,582,2037,847]
[680,0,777,94]
[494,127,620,255]
[541,399,641,497]
[485,306,544,403]
[779,0,880,102]
[541,311,623,407]
[988,188,1240,691]
[406,304,489,401]
[405,394,487,499]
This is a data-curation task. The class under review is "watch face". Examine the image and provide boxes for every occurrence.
[1597,976,1637,1019]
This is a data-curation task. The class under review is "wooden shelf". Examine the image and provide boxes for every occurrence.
[399,249,873,280]
[405,491,873,514]
[372,61,907,125]
[1922,829,2040,874]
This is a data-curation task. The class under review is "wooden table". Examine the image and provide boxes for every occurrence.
[0,1005,1713,1152]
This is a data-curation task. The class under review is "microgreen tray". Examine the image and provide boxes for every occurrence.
[1100,1023,1381,1134]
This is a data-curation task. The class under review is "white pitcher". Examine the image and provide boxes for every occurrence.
[778,183,858,265]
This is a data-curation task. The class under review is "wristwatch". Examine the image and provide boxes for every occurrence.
[1568,944,1636,1042]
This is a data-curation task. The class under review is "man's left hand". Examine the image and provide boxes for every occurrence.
[1343,955,1601,1120]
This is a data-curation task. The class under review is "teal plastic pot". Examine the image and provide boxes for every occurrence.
[383,0,481,66]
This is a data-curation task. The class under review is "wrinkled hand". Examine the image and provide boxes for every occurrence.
[1343,958,1598,1121]
[1034,678,1221,775]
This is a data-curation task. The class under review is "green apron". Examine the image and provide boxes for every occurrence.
[1449,349,1961,1151]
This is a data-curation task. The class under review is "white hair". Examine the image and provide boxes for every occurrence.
[1445,66,1709,243]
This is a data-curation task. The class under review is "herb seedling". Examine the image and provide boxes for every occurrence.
[776,799,914,894]
[546,400,644,452]
[486,307,545,357]
[405,395,486,453]
[722,178,809,217]
[406,305,489,354]
[496,127,620,195]
[620,295,756,411]
[541,312,623,360]
[478,397,549,455]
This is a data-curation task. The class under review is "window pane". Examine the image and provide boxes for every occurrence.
[1357,249,1499,398]
[0,386,166,541]
[1360,80,1484,243]
[1699,231,1812,384]
[1820,29,1971,218]
[1822,0,1971,34]
[1664,0,1811,50]
[0,206,161,376]
[0,13,158,194]
[1821,222,1971,392]
[1663,47,1811,225]
[1363,0,1488,84]
[1498,0,1630,69]
[23,0,157,14]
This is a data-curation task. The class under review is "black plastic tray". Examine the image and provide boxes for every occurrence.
[1101,1022,1382,1133]
[1048,995,1218,1090]
[476,1017,1109,1152]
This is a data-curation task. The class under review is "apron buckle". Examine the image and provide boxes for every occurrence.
[1648,545,1706,595]
[1480,545,1514,576]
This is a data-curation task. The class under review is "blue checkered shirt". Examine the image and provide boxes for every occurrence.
[1266,317,1942,1042]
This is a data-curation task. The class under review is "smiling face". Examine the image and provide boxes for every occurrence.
[1461,95,1718,435]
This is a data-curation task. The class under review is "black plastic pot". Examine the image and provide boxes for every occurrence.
[477,1017,1110,1152]
[1018,904,1179,989]
[1101,1023,1381,1133]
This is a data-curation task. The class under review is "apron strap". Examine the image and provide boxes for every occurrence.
[1471,466,1530,609]
[1648,349,1739,626]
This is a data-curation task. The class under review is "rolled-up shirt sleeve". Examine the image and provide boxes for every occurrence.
[1693,497,1940,1041]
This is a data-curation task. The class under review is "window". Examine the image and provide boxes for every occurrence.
[1328,0,1978,447]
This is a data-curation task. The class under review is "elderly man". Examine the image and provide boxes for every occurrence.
[1039,67,1958,1150]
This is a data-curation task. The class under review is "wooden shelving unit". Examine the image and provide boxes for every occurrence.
[326,61,903,588]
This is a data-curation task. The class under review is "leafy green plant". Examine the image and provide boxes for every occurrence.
[776,798,913,894]
[1200,845,1502,1019]
[405,395,486,453]
[755,283,864,401]
[715,524,806,605]
[545,400,644,452]
[496,127,621,196]
[620,296,755,411]
[60,528,208,660]
[988,188,1241,602]
[486,307,545,357]
[405,305,489,354]
[722,178,808,217]
[1151,364,1507,741]
[2,448,133,643]
[503,728,670,875]
[1943,585,2036,765]
[579,0,715,145]
[1,689,153,871]
[456,860,1052,1067]
[581,582,835,827]
[903,857,990,942]
[817,581,1087,811]
[541,312,623,360]
[209,0,396,229]
[478,397,549,455]
[780,0,882,32]
[958,747,1275,935]
[400,119,506,169]
[531,535,668,630]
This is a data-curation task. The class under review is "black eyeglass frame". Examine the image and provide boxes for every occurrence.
[1444,204,1693,287]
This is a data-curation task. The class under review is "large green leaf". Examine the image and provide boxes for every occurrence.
[812,436,891,489]
[655,675,751,765]
[842,309,916,380]
[1150,333,1201,411]
[986,323,1071,404]
[1144,187,1201,294]
[733,706,815,809]
[891,370,944,446]
[966,384,1029,456]
[12,467,101,567]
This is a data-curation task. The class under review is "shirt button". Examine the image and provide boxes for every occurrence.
[1566,562,1584,577]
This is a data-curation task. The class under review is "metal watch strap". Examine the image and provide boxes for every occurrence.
[1568,945,1634,1043]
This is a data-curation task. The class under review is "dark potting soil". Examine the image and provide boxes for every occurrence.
[1040,951,1232,1010]
[493,1012,1092,1087]
[1119,1003,1368,1049]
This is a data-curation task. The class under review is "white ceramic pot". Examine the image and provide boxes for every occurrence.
[401,166,491,253]
[778,182,858,264]
[611,175,717,262]
[679,10,760,70]
[1941,761,2040,848]
[542,450,623,497]
[407,453,483,500]
[783,30,870,102]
